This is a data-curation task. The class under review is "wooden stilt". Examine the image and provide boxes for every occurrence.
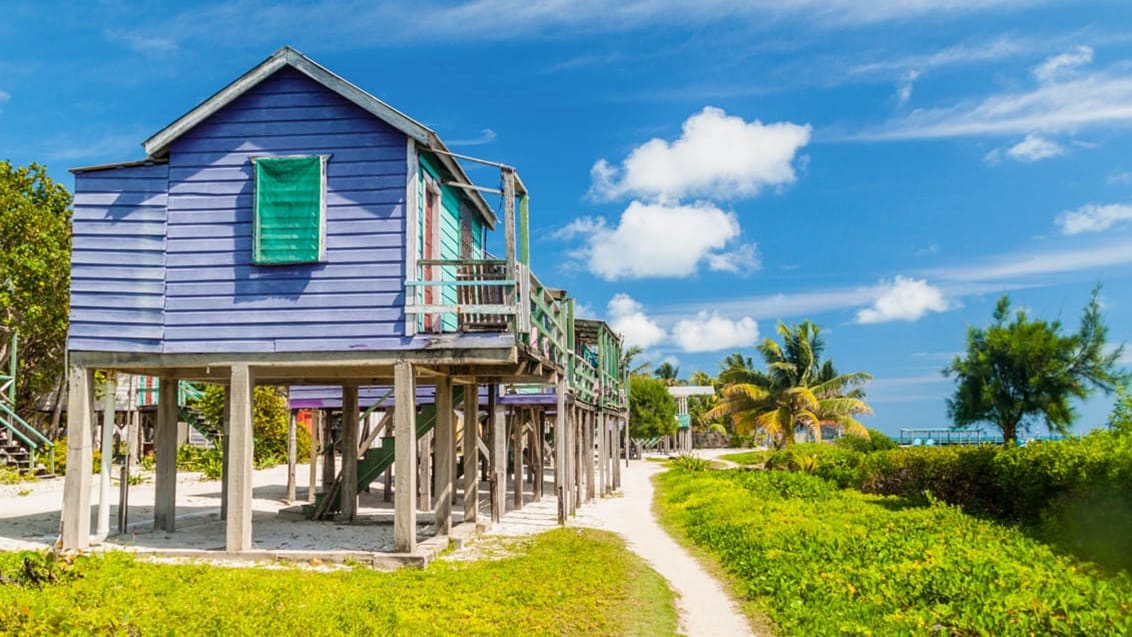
[533,409,544,501]
[512,407,524,510]
[307,409,318,503]
[463,379,479,525]
[226,364,254,552]
[340,383,359,523]
[434,376,454,535]
[322,408,336,493]
[220,390,231,519]
[554,379,567,524]
[490,387,505,523]
[393,361,417,553]
[96,375,115,541]
[418,429,432,511]
[286,410,297,503]
[62,366,94,550]
[154,375,178,531]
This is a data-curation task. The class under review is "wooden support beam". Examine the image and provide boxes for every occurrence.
[571,408,580,514]
[463,379,480,525]
[286,410,297,503]
[612,415,622,491]
[307,409,318,503]
[418,429,432,511]
[533,409,545,501]
[321,408,336,493]
[339,383,359,523]
[434,376,454,535]
[226,364,254,552]
[62,366,94,550]
[490,387,506,523]
[585,411,595,502]
[154,375,178,531]
[597,411,606,498]
[512,407,524,510]
[554,380,567,524]
[221,390,231,519]
[393,361,417,553]
[96,375,116,541]
[502,168,517,281]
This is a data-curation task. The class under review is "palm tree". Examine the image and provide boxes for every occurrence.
[707,320,872,447]
[719,352,759,385]
[654,362,680,385]
[621,345,651,375]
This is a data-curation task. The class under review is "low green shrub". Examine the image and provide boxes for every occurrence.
[833,427,897,452]
[670,453,712,472]
[764,443,864,489]
[657,469,1132,635]
[718,450,766,466]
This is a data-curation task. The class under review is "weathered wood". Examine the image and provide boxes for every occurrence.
[62,366,94,550]
[286,410,297,503]
[585,411,595,502]
[612,416,622,490]
[554,380,568,524]
[433,376,454,535]
[226,364,254,552]
[155,376,178,531]
[339,383,359,523]
[96,375,116,541]
[463,379,479,524]
[418,429,432,511]
[502,169,516,282]
[307,409,318,503]
[490,387,506,523]
[394,361,417,553]
[221,389,231,518]
[512,407,524,510]
[322,409,336,493]
[597,411,606,498]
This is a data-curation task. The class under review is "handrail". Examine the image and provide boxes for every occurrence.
[0,401,51,450]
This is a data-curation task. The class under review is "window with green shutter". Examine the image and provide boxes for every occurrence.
[253,156,326,265]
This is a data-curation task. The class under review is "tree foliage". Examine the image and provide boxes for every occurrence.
[629,374,677,439]
[197,384,309,464]
[944,288,1126,444]
[0,162,71,420]
[707,321,872,447]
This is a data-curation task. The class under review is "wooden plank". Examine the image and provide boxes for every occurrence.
[340,384,359,522]
[490,387,506,524]
[513,407,524,510]
[393,362,417,553]
[154,377,178,531]
[434,377,454,535]
[308,409,319,503]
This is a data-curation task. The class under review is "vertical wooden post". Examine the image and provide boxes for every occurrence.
[394,361,417,553]
[571,408,580,513]
[221,389,231,519]
[418,429,432,511]
[340,383,359,523]
[502,169,516,281]
[585,411,595,502]
[597,411,606,497]
[512,407,524,510]
[62,366,94,550]
[322,408,336,493]
[126,375,139,466]
[226,364,254,552]
[533,409,544,501]
[490,388,506,523]
[96,374,116,541]
[554,379,567,524]
[612,417,622,490]
[154,376,178,531]
[308,410,318,503]
[463,380,479,525]
[286,410,297,503]
[624,413,630,469]
[434,376,454,535]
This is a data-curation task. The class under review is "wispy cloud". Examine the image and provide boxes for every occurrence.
[849,35,1036,77]
[856,50,1132,141]
[928,237,1132,282]
[985,133,1066,164]
[1056,203,1132,235]
[446,128,497,146]
[104,29,177,54]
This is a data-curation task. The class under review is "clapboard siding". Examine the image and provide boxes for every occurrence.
[69,163,168,353]
[163,66,408,353]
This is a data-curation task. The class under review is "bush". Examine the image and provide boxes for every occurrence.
[197,385,310,467]
[51,437,101,476]
[657,468,1132,635]
[669,453,711,472]
[834,427,897,452]
[764,443,864,489]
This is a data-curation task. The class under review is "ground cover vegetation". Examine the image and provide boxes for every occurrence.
[0,528,677,636]
[656,467,1132,635]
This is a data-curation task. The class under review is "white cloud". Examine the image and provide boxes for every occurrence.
[1033,45,1093,83]
[851,36,1035,77]
[1056,203,1132,235]
[564,201,756,280]
[856,276,950,323]
[0,89,9,103]
[447,128,497,146]
[607,294,666,349]
[1107,171,1132,185]
[104,29,177,53]
[897,69,919,105]
[672,312,759,352]
[591,107,811,201]
[985,133,1066,164]
[927,238,1132,282]
[859,64,1132,141]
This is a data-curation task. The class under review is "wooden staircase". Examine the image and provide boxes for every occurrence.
[0,426,31,472]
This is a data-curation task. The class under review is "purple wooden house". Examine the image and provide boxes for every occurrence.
[59,47,588,557]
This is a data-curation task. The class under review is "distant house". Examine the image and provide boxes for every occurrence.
[60,47,627,557]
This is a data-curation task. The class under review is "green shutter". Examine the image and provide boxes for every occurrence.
[253,156,325,264]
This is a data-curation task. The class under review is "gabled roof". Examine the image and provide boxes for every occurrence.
[141,46,496,227]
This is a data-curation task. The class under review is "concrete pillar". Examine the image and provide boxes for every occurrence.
[585,412,595,502]
[512,408,524,510]
[321,408,336,492]
[393,361,417,553]
[154,376,178,531]
[624,414,630,469]
[571,408,581,512]
[463,379,479,525]
[225,364,254,552]
[339,383,359,523]
[566,405,576,515]
[62,366,94,550]
[490,389,506,523]
[96,375,116,541]
[433,376,454,535]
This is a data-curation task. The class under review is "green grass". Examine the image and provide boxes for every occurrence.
[656,468,1132,636]
[0,528,677,636]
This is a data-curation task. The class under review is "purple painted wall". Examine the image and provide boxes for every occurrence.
[69,66,414,354]
[70,163,169,353]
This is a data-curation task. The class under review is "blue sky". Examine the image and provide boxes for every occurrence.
[4,1,1132,436]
